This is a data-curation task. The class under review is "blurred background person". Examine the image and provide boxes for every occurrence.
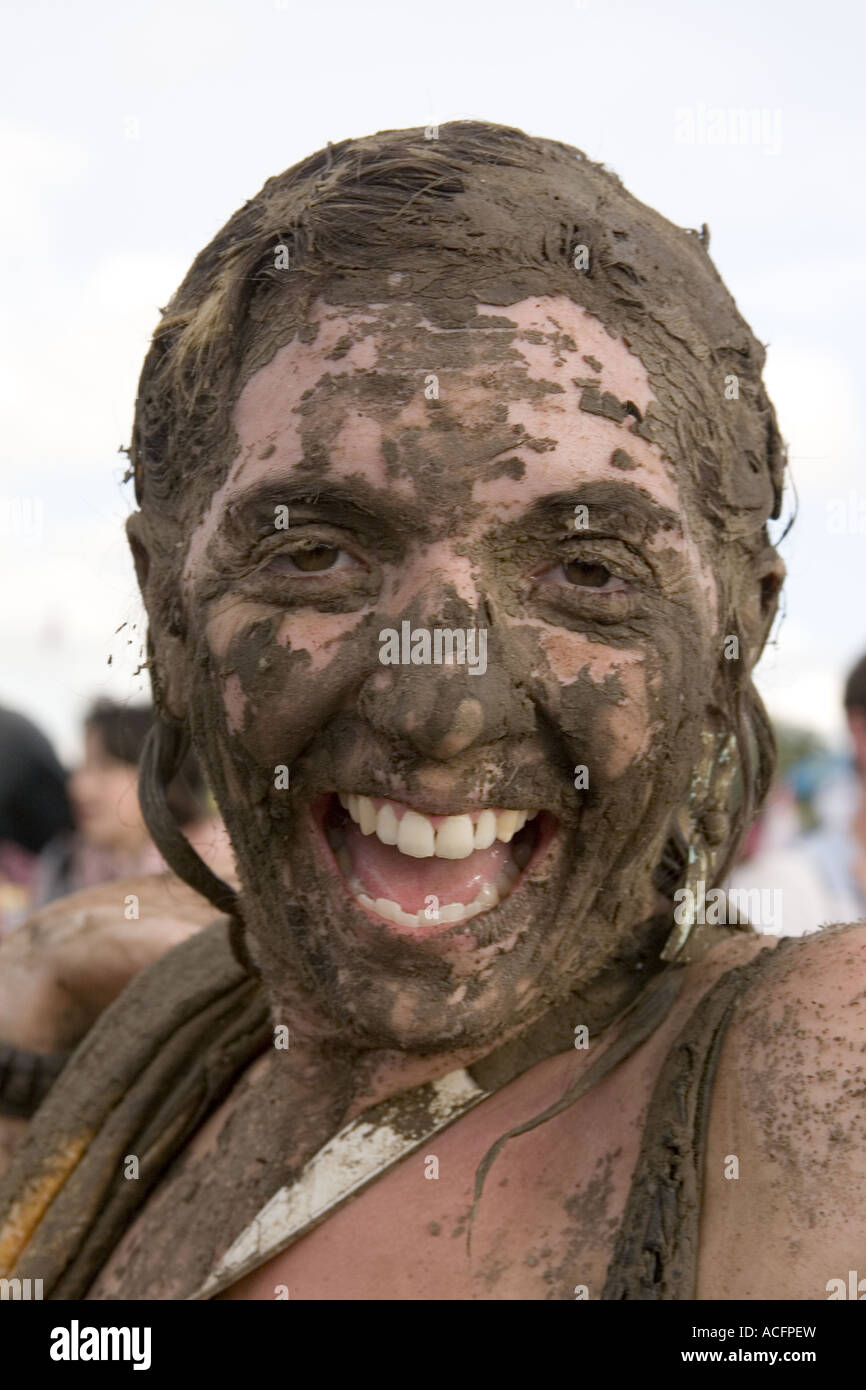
[35,699,234,907]
[0,705,74,935]
[726,651,866,935]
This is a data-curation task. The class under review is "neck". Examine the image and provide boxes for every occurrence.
[345,911,675,1116]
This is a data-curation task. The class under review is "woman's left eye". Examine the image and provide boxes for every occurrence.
[539,559,628,592]
[265,544,359,574]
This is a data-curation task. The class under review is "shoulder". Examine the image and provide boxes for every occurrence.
[0,871,228,1053]
[713,920,866,1145]
[696,921,866,1298]
[727,918,866,1029]
[707,920,866,1144]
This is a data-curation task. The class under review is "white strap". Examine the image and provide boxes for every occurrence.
[189,1067,487,1299]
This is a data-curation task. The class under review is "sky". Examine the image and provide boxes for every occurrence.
[1,0,864,765]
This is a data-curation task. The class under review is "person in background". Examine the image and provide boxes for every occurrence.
[726,651,866,935]
[842,652,866,906]
[36,699,234,905]
[0,705,74,934]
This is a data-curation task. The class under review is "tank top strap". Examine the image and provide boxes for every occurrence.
[602,943,788,1299]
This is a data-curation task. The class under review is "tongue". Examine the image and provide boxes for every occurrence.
[344,821,514,913]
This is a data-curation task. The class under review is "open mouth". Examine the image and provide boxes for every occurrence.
[321,793,554,938]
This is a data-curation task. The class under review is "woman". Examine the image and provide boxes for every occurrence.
[0,122,860,1301]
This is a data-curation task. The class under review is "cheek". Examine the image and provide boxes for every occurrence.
[515,619,683,781]
[207,606,371,762]
[533,626,636,686]
[223,673,248,735]
[600,672,653,778]
[566,647,653,779]
[273,611,362,674]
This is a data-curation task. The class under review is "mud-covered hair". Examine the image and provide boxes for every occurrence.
[128,119,787,906]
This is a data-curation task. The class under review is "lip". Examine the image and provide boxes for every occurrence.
[308,791,562,946]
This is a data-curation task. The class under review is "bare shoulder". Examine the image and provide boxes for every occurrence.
[0,874,227,1180]
[0,871,223,1063]
[14,870,221,947]
[717,920,866,1072]
[697,921,866,1299]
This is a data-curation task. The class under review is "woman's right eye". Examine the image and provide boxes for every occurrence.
[560,559,626,591]
[535,558,628,594]
[263,544,361,575]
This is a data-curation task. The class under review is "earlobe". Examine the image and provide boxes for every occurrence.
[759,553,786,615]
[756,552,786,649]
[146,631,189,724]
[126,512,151,590]
[738,547,785,658]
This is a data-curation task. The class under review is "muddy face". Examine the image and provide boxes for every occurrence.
[175,293,720,1052]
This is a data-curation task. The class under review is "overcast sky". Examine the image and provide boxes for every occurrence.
[1,0,864,764]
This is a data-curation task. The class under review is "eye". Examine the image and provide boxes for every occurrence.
[539,559,628,592]
[265,544,359,575]
[563,559,625,590]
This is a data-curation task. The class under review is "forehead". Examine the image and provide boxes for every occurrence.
[185,294,689,570]
[235,293,655,414]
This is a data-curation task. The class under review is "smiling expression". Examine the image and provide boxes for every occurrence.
[170,292,722,1052]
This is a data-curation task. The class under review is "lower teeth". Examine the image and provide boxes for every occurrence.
[333,843,524,929]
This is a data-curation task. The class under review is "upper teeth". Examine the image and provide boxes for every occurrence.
[338,793,535,860]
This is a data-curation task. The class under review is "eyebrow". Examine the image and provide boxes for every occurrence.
[522,484,684,539]
[218,477,427,541]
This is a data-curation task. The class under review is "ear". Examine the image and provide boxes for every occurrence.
[126,511,189,722]
[738,546,786,661]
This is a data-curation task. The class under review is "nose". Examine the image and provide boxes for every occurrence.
[358,611,534,762]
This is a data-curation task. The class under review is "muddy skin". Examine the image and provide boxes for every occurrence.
[543,1148,621,1299]
[166,295,722,1069]
[689,924,866,1299]
[87,1018,355,1300]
